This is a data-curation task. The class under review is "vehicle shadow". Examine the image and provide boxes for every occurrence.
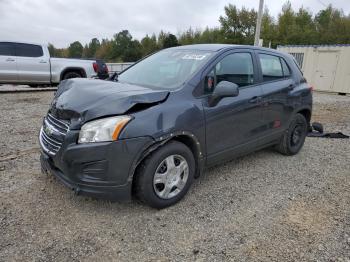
[44,147,283,214]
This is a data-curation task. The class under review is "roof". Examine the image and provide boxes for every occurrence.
[0,40,46,46]
[278,44,350,48]
[169,44,283,53]
[170,44,242,51]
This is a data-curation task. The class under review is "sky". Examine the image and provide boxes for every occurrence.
[0,0,349,48]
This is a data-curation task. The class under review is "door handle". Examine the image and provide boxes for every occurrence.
[6,58,15,62]
[39,60,47,63]
[249,96,262,103]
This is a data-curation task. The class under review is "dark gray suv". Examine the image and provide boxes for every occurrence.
[40,44,312,208]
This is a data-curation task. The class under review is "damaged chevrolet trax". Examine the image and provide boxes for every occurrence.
[40,44,312,208]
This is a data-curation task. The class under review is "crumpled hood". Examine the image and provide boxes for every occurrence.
[50,78,169,123]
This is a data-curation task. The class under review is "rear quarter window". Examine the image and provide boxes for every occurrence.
[280,58,291,77]
[15,43,43,57]
[292,57,304,75]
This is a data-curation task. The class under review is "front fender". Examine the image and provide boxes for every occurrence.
[120,92,206,156]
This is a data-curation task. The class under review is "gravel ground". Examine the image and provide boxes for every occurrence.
[0,84,57,92]
[0,91,349,261]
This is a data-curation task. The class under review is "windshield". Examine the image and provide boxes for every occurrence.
[118,49,213,89]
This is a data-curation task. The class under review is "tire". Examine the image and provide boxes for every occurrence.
[63,71,82,80]
[134,141,195,209]
[275,113,308,156]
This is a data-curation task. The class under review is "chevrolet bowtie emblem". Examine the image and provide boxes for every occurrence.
[44,126,53,136]
[44,123,55,136]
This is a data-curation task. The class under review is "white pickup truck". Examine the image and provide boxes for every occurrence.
[0,41,101,86]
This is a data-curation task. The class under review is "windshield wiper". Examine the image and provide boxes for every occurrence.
[108,72,118,82]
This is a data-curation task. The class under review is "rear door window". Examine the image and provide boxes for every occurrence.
[0,42,15,56]
[259,54,284,82]
[15,43,43,57]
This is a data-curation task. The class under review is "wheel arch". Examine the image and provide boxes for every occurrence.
[60,67,87,80]
[171,134,203,178]
[129,132,205,190]
[295,107,312,130]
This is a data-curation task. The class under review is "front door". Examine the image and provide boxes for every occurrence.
[0,42,17,82]
[203,51,264,166]
[15,43,50,83]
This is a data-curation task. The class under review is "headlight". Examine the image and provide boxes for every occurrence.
[78,116,131,143]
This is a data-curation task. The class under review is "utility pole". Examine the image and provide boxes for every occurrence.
[254,0,264,46]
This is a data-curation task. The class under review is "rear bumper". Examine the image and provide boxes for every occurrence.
[40,134,154,201]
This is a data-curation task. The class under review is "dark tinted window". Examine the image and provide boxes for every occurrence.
[259,54,283,82]
[280,58,291,77]
[16,43,43,57]
[0,42,15,56]
[292,57,304,75]
[205,52,254,93]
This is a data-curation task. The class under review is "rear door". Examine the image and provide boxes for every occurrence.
[257,52,295,142]
[0,42,18,82]
[203,50,265,165]
[15,43,50,83]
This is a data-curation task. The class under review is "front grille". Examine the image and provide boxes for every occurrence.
[40,113,70,155]
[46,113,69,134]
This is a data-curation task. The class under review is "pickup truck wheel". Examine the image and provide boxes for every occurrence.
[63,71,81,80]
[134,141,195,209]
[275,113,308,156]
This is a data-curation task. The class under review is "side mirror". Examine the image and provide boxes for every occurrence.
[208,81,239,107]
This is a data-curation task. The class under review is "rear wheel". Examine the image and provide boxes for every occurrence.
[275,113,308,155]
[63,71,82,80]
[134,141,195,209]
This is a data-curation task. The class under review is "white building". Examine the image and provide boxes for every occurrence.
[277,45,350,94]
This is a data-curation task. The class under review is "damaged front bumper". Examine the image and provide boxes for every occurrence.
[40,130,154,201]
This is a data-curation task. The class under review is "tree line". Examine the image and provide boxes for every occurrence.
[48,2,350,62]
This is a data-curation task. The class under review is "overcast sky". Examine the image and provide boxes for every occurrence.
[0,0,349,48]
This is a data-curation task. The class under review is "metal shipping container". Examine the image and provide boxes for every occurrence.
[277,45,350,94]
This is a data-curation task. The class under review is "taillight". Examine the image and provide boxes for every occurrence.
[309,85,314,91]
[93,62,99,73]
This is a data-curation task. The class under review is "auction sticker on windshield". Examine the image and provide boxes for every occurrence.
[182,53,210,60]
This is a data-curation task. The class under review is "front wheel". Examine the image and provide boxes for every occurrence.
[134,141,195,209]
[275,113,308,155]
